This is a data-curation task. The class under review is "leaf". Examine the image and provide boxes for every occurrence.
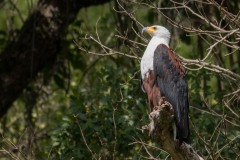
[54,74,65,89]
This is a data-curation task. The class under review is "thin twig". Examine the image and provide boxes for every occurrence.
[74,115,97,160]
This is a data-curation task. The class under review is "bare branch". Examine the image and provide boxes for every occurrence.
[142,101,203,160]
[181,57,240,81]
[74,115,97,160]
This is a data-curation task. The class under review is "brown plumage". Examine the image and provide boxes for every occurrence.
[141,26,190,144]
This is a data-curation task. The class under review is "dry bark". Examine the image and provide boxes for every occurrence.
[143,101,204,160]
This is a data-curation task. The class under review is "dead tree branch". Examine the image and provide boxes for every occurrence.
[142,101,203,160]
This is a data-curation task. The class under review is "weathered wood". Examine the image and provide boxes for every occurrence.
[143,101,203,160]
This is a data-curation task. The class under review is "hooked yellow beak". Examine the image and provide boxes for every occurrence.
[141,26,156,35]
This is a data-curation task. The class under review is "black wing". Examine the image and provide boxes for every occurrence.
[153,44,190,143]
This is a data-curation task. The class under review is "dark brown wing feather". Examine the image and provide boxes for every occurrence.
[153,44,190,143]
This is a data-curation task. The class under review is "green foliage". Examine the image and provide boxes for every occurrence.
[49,63,150,159]
[0,0,240,160]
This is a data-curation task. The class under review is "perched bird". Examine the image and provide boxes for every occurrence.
[141,25,190,143]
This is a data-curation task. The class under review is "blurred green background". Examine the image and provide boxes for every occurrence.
[0,0,239,159]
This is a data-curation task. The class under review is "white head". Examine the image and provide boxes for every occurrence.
[142,25,171,44]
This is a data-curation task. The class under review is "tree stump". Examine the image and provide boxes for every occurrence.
[142,101,204,160]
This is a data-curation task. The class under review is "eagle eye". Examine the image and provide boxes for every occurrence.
[152,26,157,30]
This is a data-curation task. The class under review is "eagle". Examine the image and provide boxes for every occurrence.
[141,25,190,143]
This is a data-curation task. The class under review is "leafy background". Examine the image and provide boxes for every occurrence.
[0,0,239,159]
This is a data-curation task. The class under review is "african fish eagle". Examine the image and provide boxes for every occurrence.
[141,25,190,143]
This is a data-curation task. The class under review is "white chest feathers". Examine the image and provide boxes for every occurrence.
[141,36,169,79]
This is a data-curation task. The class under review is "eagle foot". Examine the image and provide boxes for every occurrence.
[152,97,166,111]
[162,101,174,115]
[153,106,159,111]
[158,97,166,106]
